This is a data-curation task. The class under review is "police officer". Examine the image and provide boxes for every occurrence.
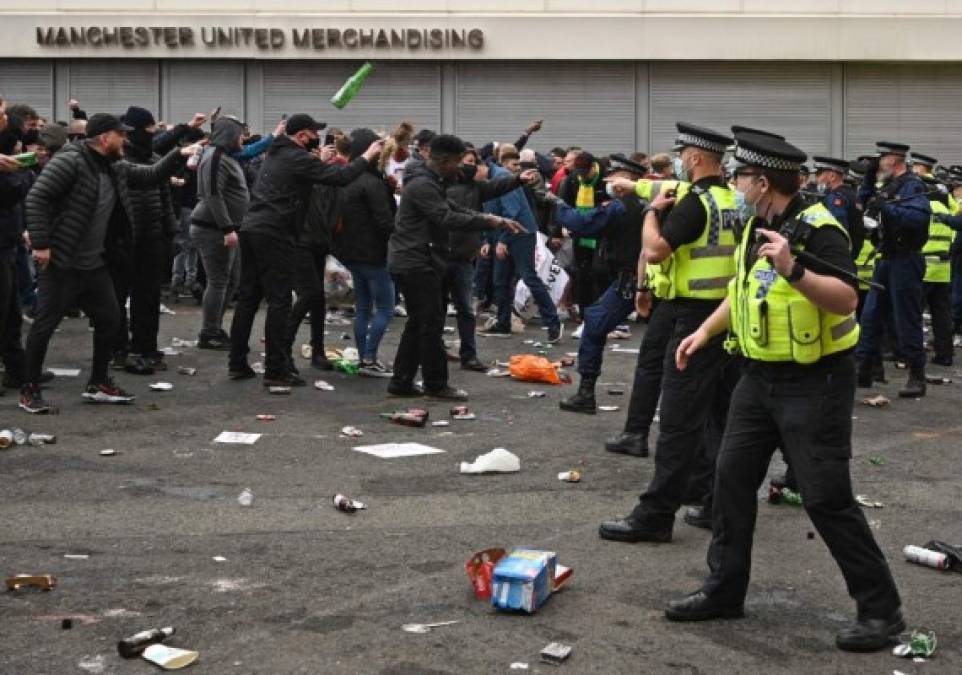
[855,142,931,397]
[812,155,863,251]
[599,123,738,542]
[555,153,648,414]
[665,130,903,653]
[910,154,955,366]
[943,165,962,333]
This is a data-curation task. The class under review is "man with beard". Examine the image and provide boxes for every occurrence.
[20,113,196,414]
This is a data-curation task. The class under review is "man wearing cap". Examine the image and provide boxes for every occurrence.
[554,153,649,414]
[910,153,955,366]
[559,151,610,321]
[855,142,931,397]
[20,113,197,414]
[599,122,739,542]
[668,130,904,653]
[812,156,862,246]
[228,113,383,387]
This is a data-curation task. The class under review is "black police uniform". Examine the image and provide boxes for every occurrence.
[666,131,903,654]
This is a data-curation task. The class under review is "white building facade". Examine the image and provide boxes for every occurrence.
[2,1,962,159]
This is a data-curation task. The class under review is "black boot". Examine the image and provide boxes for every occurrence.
[835,609,905,652]
[604,431,649,457]
[856,359,873,388]
[559,378,596,414]
[872,359,887,384]
[898,367,926,398]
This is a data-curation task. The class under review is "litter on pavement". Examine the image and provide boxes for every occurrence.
[460,448,520,474]
[340,426,364,437]
[856,495,884,508]
[141,644,199,670]
[541,642,573,665]
[214,432,261,445]
[6,574,57,591]
[333,494,366,512]
[892,630,937,659]
[862,394,890,407]
[353,442,445,459]
[401,621,459,634]
[490,548,573,613]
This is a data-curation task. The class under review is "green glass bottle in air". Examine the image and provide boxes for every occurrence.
[13,152,37,168]
[331,62,374,109]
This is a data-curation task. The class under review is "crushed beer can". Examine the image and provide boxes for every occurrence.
[450,405,469,417]
[540,642,573,665]
[465,548,507,600]
[268,386,291,395]
[177,366,197,376]
[903,545,949,570]
[557,470,581,483]
[314,380,335,391]
[340,426,363,437]
[255,414,276,421]
[332,494,366,513]
[527,391,546,398]
[893,630,937,658]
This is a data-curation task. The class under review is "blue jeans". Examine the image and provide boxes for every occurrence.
[444,260,477,362]
[346,262,395,362]
[855,252,925,370]
[577,281,635,380]
[493,234,559,330]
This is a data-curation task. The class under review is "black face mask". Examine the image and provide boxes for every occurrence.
[305,136,320,151]
[460,164,478,182]
[128,128,155,153]
[520,161,537,171]
[21,128,39,146]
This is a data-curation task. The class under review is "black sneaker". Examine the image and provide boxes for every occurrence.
[461,358,489,373]
[311,354,334,371]
[425,385,469,401]
[387,382,425,397]
[358,360,394,378]
[478,325,512,338]
[199,334,230,350]
[147,353,167,372]
[547,323,564,344]
[124,355,154,376]
[19,384,50,414]
[229,365,257,380]
[82,380,135,404]
[263,372,306,387]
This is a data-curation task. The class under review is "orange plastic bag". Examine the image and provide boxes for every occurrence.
[509,354,562,385]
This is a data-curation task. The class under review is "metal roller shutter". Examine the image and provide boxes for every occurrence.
[455,62,635,156]
[0,60,54,120]
[165,61,244,127]
[845,64,962,165]
[650,62,833,157]
[68,60,159,118]
[263,61,440,135]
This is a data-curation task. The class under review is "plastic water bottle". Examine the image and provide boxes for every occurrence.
[237,488,254,507]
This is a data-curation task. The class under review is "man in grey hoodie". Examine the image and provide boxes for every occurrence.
[190,116,248,349]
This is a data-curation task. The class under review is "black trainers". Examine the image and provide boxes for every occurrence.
[82,380,135,404]
[425,385,469,402]
[199,334,230,350]
[311,354,334,371]
[835,610,905,652]
[124,355,154,376]
[387,382,425,397]
[229,364,257,380]
[263,372,306,387]
[547,323,564,344]
[479,325,513,338]
[19,384,50,414]
[358,360,394,378]
[147,353,167,371]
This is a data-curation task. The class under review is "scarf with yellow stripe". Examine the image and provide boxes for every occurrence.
[575,165,600,248]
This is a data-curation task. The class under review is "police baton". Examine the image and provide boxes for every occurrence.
[789,247,886,292]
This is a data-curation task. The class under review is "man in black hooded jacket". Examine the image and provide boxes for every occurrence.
[228,113,383,387]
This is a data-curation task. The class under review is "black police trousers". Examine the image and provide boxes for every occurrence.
[629,300,727,528]
[701,357,902,619]
[923,281,953,364]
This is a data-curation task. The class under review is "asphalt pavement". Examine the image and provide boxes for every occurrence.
[1,301,959,675]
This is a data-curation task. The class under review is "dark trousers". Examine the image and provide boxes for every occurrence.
[1,250,25,381]
[951,252,962,329]
[474,251,494,306]
[229,231,295,377]
[576,280,635,381]
[572,242,601,310]
[443,260,478,363]
[15,242,35,311]
[855,253,925,370]
[390,268,448,392]
[25,265,121,385]
[702,360,902,619]
[923,281,953,363]
[285,245,329,357]
[109,237,164,357]
[494,234,559,330]
[623,299,671,435]
[630,301,726,528]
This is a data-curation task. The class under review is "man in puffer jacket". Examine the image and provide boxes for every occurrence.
[20,113,194,415]
[110,106,179,376]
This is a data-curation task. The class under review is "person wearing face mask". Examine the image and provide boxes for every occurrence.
[479,150,564,343]
[228,113,384,387]
[666,130,903,654]
[444,148,528,371]
[854,141,931,397]
[107,106,179,377]
[812,156,863,252]
[190,116,249,351]
[20,113,195,414]
[599,122,739,542]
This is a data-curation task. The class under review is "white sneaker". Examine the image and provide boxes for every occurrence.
[394,304,408,317]
[572,323,584,340]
